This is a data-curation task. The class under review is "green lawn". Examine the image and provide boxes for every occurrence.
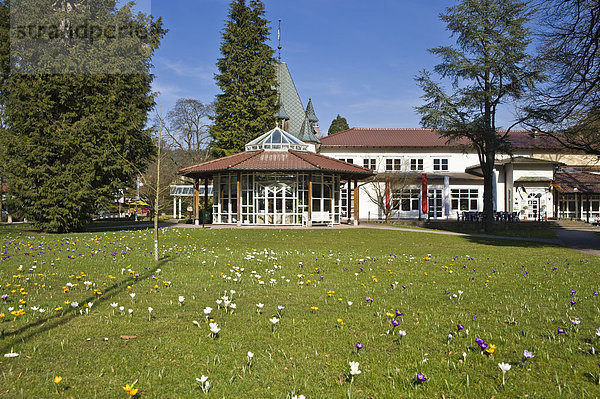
[0,227,598,398]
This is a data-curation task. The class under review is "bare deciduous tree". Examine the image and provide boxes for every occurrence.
[362,172,420,223]
[162,98,214,166]
[526,0,600,154]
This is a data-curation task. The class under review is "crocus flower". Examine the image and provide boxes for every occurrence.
[523,350,534,359]
[209,322,220,336]
[196,375,210,393]
[349,361,361,377]
[558,327,566,334]
[457,324,464,331]
[416,372,427,383]
[498,362,511,385]
[356,342,363,353]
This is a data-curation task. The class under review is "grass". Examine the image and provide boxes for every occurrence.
[0,227,599,398]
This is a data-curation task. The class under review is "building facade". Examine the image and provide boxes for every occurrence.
[320,128,600,222]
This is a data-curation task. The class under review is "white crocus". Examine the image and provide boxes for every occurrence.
[196,375,210,393]
[498,362,511,385]
[349,361,361,377]
[209,322,220,335]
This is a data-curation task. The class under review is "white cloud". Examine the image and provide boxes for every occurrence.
[157,58,215,82]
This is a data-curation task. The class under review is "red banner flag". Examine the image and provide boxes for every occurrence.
[385,175,391,212]
[421,173,428,214]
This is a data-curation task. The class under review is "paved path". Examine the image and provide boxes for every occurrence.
[554,227,600,257]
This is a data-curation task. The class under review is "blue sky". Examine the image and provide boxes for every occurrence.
[144,0,519,132]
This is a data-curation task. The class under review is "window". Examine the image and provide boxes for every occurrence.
[339,158,354,164]
[451,189,479,211]
[410,159,424,171]
[385,158,402,171]
[363,158,376,170]
[433,158,448,171]
[399,189,420,211]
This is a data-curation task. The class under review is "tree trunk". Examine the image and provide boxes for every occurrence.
[482,151,495,233]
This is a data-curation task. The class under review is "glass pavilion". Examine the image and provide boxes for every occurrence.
[179,127,373,226]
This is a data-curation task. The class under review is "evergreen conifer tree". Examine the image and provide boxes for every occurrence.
[211,0,277,157]
[0,0,166,232]
[328,115,350,135]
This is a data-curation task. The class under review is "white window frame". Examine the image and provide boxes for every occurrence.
[433,158,448,171]
[410,158,424,171]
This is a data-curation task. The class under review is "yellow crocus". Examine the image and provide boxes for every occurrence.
[54,376,62,384]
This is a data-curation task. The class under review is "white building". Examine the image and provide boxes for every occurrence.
[320,128,600,222]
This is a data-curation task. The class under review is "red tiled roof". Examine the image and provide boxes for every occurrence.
[179,150,374,179]
[321,128,565,150]
[555,172,600,193]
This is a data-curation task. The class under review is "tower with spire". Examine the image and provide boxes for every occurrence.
[273,21,321,151]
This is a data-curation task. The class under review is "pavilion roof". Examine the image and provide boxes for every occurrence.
[179,149,374,180]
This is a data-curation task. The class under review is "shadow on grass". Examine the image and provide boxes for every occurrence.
[461,235,559,249]
[0,253,179,354]
[84,222,178,233]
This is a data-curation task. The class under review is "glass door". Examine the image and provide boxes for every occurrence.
[255,178,297,225]
[428,189,443,219]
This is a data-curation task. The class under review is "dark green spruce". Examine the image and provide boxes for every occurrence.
[210,0,277,157]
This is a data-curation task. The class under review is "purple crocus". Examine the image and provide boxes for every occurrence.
[523,350,534,359]
[392,319,400,327]
[457,324,464,331]
[558,327,566,334]
[0,294,9,300]
[570,300,577,306]
[475,338,485,345]
[395,310,403,317]
[356,342,363,352]
[416,373,427,383]
[479,342,488,350]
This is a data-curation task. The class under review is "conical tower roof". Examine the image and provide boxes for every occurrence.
[306,98,318,123]
[297,113,321,144]
[274,102,290,120]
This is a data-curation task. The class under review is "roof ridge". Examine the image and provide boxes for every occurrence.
[178,150,262,173]
[290,149,374,173]
[322,127,355,139]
